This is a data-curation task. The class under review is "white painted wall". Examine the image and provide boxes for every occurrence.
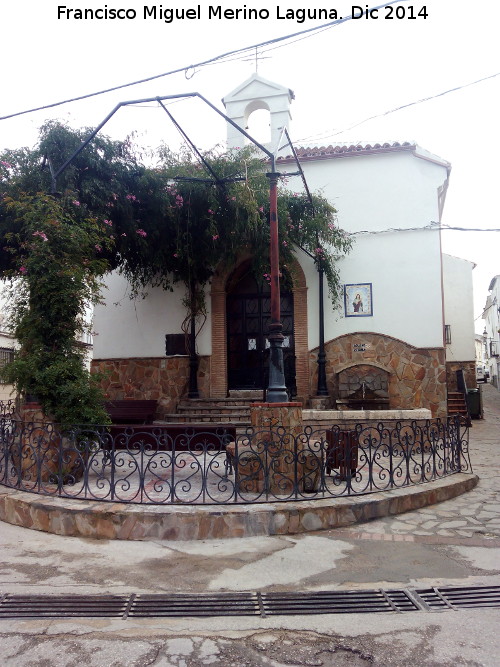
[287,149,449,350]
[92,272,212,359]
[94,147,450,358]
[483,276,500,388]
[442,254,476,362]
[282,148,447,234]
[0,286,15,400]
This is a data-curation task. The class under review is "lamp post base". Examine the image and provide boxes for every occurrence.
[266,335,289,403]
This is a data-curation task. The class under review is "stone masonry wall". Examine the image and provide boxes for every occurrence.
[91,357,210,418]
[309,333,447,418]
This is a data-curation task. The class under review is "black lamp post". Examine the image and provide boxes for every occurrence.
[316,260,329,396]
[265,169,289,403]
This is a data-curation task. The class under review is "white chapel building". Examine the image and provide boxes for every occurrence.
[92,74,476,419]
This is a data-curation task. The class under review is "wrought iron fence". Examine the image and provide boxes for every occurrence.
[0,411,471,505]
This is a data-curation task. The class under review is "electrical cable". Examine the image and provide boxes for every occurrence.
[349,224,500,236]
[0,0,406,122]
[298,71,500,144]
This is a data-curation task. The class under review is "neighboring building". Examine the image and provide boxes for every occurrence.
[483,275,500,389]
[475,334,487,368]
[0,286,93,402]
[0,301,15,402]
[92,74,477,419]
[442,254,477,390]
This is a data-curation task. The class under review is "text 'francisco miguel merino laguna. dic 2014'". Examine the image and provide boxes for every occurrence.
[56,5,429,23]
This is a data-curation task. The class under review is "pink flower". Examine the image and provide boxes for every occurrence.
[72,200,80,206]
[121,233,127,237]
[282,241,288,247]
[136,229,147,237]
[32,231,48,242]
[95,244,102,252]
[126,194,137,202]
[175,194,184,208]
[212,234,219,241]
[315,247,324,254]
[1,160,13,169]
[259,207,264,213]
[173,253,178,258]
[328,222,335,230]
[103,219,112,226]
[19,266,27,274]
[208,209,214,215]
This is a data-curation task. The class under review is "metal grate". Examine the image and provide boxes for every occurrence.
[0,595,129,618]
[129,593,260,617]
[0,586,499,619]
[414,586,500,610]
[261,589,419,615]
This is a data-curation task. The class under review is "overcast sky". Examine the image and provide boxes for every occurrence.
[1,0,499,332]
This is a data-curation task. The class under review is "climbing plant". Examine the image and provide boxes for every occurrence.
[0,122,353,422]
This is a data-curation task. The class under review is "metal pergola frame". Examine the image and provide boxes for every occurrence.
[46,92,328,402]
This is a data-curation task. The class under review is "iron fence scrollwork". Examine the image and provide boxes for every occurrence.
[0,401,472,506]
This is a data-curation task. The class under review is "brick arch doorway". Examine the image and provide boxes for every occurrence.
[226,261,296,394]
[210,256,309,401]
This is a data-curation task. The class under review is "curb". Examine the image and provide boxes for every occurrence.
[0,474,478,541]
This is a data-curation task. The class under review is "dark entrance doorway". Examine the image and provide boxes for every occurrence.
[226,265,296,394]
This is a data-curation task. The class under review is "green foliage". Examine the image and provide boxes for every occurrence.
[1,193,111,425]
[1,122,353,424]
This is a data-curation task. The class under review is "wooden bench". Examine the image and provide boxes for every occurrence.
[325,429,358,478]
[105,423,236,453]
[105,400,158,424]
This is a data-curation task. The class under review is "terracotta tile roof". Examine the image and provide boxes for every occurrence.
[277,141,416,162]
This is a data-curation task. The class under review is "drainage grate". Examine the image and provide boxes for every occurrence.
[0,586,498,619]
[0,595,129,618]
[414,586,500,610]
[129,593,260,617]
[261,589,419,615]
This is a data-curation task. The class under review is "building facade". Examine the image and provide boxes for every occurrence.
[92,75,477,419]
[483,275,500,389]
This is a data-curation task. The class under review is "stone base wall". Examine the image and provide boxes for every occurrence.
[91,357,210,417]
[446,361,477,391]
[93,334,450,419]
[309,333,447,418]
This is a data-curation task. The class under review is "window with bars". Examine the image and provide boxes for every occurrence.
[0,347,14,383]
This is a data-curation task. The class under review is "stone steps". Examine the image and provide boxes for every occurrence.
[447,392,470,424]
[162,396,253,429]
[162,412,251,426]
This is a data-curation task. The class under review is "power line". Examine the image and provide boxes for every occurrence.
[298,71,500,144]
[349,224,500,236]
[0,0,405,122]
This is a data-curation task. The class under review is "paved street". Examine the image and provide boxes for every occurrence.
[0,384,499,666]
